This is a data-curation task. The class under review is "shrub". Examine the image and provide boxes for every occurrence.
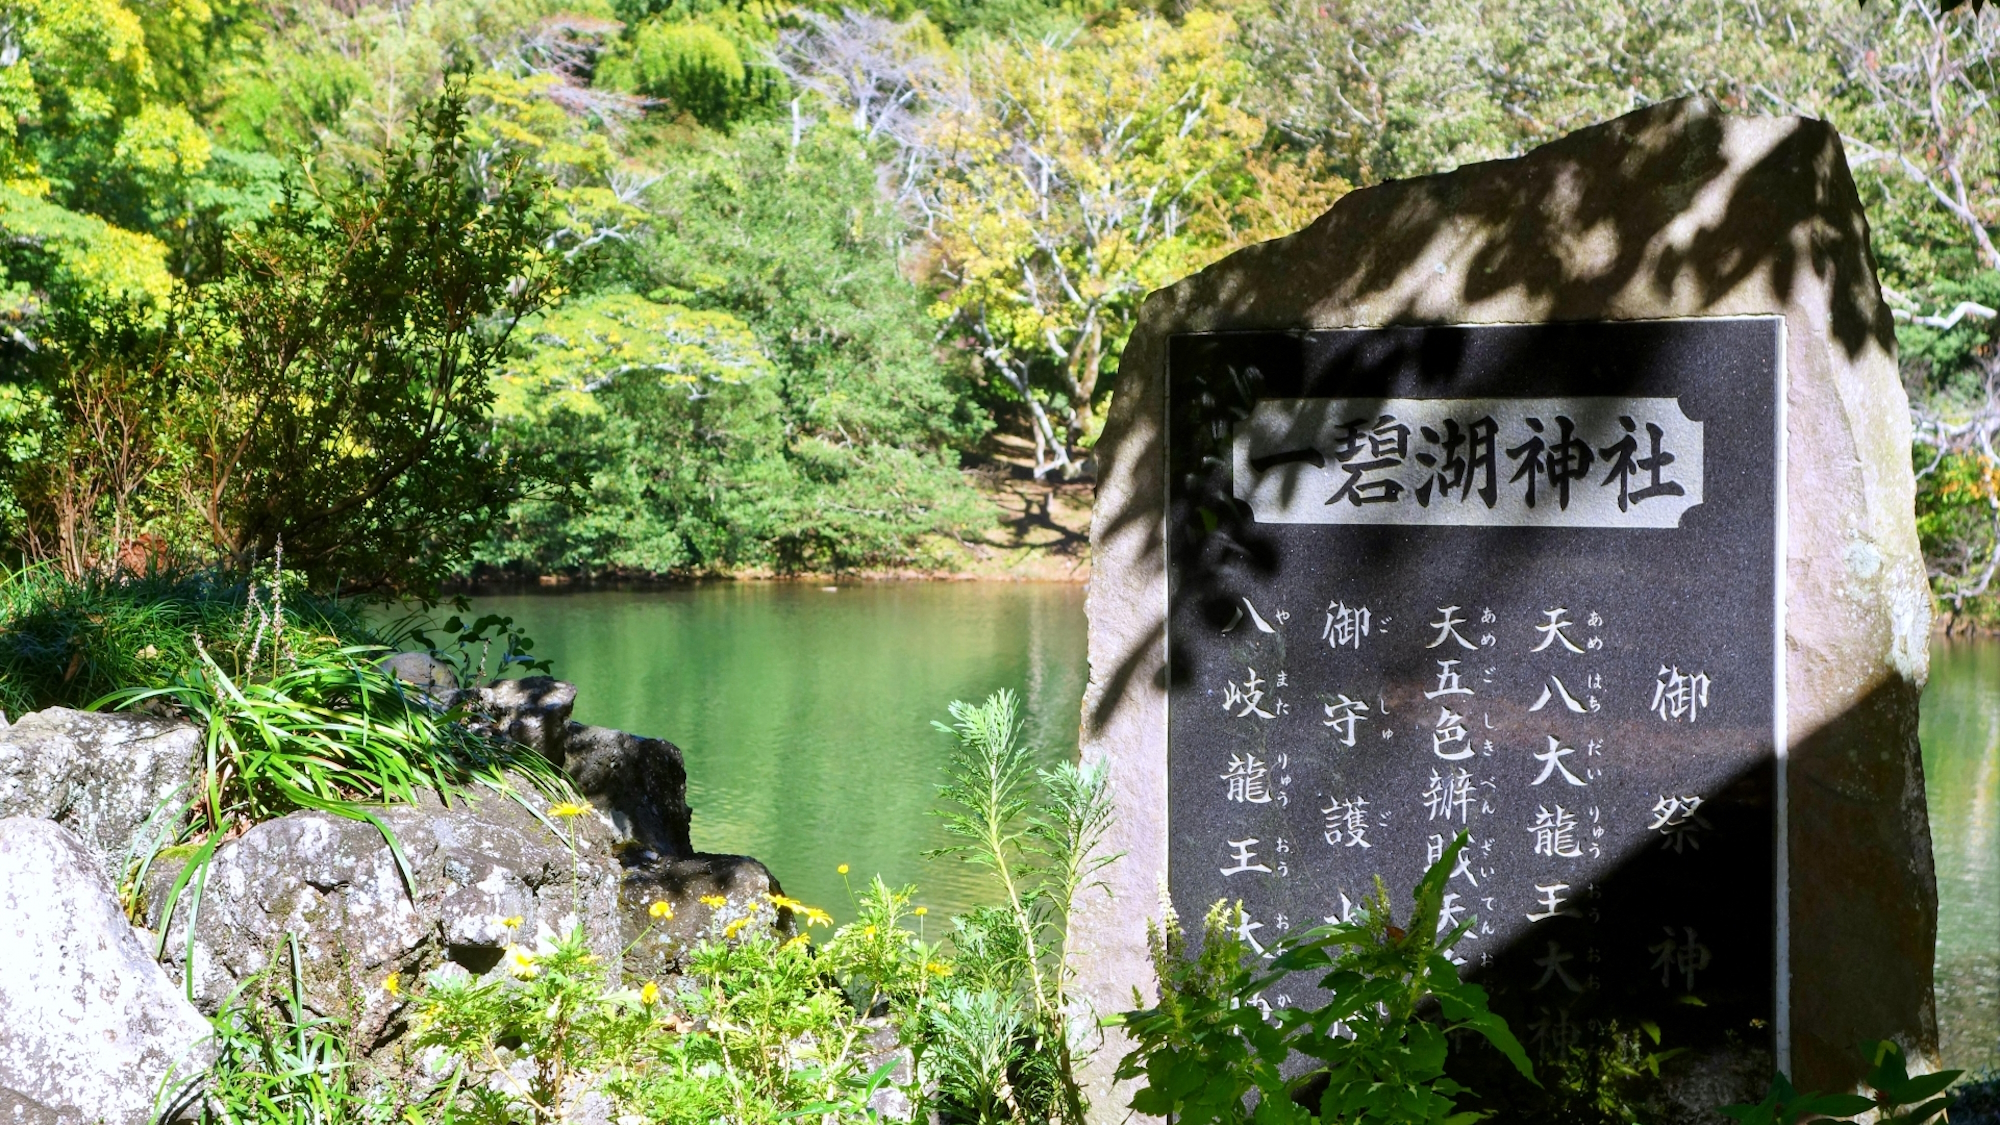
[1113,835,1533,1125]
[0,561,373,716]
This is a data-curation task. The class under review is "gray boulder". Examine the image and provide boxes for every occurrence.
[620,852,791,982]
[381,651,459,692]
[0,818,211,1125]
[0,709,197,884]
[469,676,696,863]
[564,722,693,860]
[471,677,576,764]
[146,782,621,1054]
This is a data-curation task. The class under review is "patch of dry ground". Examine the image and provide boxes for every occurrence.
[924,430,1093,582]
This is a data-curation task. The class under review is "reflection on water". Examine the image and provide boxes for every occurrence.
[1924,640,2000,1072]
[473,583,1089,923]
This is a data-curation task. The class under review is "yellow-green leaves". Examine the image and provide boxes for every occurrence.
[113,103,213,179]
[919,10,1267,474]
[0,186,175,314]
[497,293,772,420]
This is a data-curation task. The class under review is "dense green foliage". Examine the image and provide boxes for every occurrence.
[0,0,1998,598]
[1721,1040,1958,1124]
[0,564,373,715]
[1115,836,1532,1125]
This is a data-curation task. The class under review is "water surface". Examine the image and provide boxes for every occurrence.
[1924,639,2000,1072]
[473,582,1089,921]
[472,585,2000,1065]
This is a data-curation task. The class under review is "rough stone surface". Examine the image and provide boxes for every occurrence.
[565,720,694,860]
[382,651,459,692]
[146,782,621,1053]
[0,1089,62,1125]
[620,852,790,981]
[1076,96,1936,1110]
[0,818,211,1125]
[473,677,577,764]
[0,709,198,883]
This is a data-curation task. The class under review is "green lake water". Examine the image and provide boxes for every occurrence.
[472,585,2000,1068]
[472,582,1089,923]
[1924,639,2000,1072]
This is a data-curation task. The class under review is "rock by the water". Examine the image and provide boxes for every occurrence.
[382,651,459,692]
[620,852,790,981]
[0,818,211,1125]
[0,709,197,884]
[147,782,621,1053]
[565,721,693,859]
[473,677,576,764]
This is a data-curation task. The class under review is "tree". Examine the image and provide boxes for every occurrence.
[481,121,989,574]
[916,11,1266,477]
[166,91,567,589]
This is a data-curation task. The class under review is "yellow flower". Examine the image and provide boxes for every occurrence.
[863,925,877,937]
[836,864,849,875]
[499,915,524,930]
[382,972,401,996]
[699,894,727,909]
[802,907,833,928]
[913,906,928,917]
[723,917,749,939]
[503,945,539,980]
[649,901,673,920]
[925,961,954,977]
[549,802,592,819]
[640,981,660,1005]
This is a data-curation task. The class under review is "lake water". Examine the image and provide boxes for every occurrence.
[1924,639,2000,1073]
[473,582,1088,922]
[475,585,2000,1068]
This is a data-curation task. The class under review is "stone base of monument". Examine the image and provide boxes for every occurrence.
[1072,97,1937,1122]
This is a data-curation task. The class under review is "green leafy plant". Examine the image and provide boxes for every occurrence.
[1720,1040,1961,1125]
[0,561,374,716]
[189,933,382,1125]
[91,561,571,964]
[1115,834,1534,1125]
[926,688,1119,1125]
[390,609,554,684]
[415,894,896,1125]
[416,924,658,1125]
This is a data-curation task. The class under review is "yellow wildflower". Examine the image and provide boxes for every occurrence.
[802,907,833,928]
[723,917,749,939]
[837,864,849,875]
[503,945,539,980]
[500,915,524,930]
[549,802,592,818]
[699,894,727,909]
[863,926,877,937]
[925,961,953,976]
[913,906,927,916]
[640,981,660,1005]
[649,901,673,920]
[766,892,806,911]
[382,972,401,996]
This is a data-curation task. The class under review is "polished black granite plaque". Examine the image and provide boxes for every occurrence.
[1165,319,1781,1085]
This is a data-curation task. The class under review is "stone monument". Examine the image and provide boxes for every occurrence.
[1073,98,1938,1119]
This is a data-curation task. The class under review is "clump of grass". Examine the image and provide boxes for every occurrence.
[14,555,579,950]
[0,561,374,717]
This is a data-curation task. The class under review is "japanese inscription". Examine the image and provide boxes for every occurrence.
[1236,398,1705,527]
[1166,320,1780,1068]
